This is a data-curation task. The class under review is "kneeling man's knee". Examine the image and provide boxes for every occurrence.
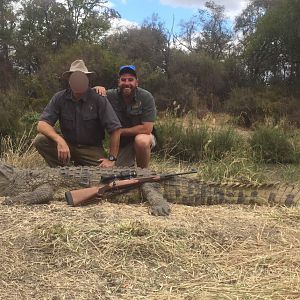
[33,134,57,152]
[134,134,152,149]
[33,134,49,149]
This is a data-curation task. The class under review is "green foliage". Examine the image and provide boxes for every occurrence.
[198,155,265,183]
[207,127,244,160]
[19,112,40,129]
[14,0,118,73]
[243,0,300,83]
[0,0,16,90]
[156,115,243,162]
[0,90,26,136]
[226,87,300,124]
[156,116,208,161]
[106,15,168,72]
[250,126,299,163]
[156,50,227,112]
[18,42,126,105]
[1,0,300,150]
[179,1,232,59]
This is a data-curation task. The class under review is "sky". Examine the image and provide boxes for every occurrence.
[108,0,250,32]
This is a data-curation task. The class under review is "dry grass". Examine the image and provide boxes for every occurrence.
[1,202,299,299]
[1,124,300,299]
[0,133,45,168]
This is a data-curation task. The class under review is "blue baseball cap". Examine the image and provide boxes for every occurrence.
[119,65,137,77]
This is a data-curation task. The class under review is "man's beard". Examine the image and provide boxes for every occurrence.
[120,86,135,97]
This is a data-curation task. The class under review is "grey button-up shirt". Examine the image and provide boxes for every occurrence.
[40,88,121,146]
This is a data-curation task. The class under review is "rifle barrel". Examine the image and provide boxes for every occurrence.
[160,170,197,179]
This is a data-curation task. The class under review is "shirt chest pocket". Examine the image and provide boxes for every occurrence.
[127,106,143,125]
[61,113,75,131]
[83,112,99,129]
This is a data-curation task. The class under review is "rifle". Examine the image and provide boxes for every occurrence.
[65,170,197,207]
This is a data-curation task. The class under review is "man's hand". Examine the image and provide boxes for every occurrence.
[57,139,71,164]
[94,86,107,96]
[98,158,115,168]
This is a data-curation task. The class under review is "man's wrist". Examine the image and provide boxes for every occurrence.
[53,135,65,144]
[108,154,117,162]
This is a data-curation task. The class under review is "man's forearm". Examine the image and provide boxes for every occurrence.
[108,129,121,157]
[121,124,153,137]
[37,121,64,144]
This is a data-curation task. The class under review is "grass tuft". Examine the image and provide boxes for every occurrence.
[250,126,299,164]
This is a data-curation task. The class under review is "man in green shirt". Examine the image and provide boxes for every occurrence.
[95,65,157,168]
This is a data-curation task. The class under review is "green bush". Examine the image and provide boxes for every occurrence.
[155,117,186,158]
[207,127,244,160]
[183,126,210,161]
[226,87,294,124]
[156,116,243,162]
[0,90,26,136]
[250,126,299,163]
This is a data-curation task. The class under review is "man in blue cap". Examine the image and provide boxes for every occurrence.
[95,65,157,168]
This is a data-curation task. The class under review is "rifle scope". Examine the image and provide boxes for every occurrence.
[100,170,137,184]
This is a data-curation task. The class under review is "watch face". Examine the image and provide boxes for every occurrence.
[108,155,117,161]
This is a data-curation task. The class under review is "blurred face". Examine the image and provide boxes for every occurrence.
[118,73,138,97]
[69,71,89,95]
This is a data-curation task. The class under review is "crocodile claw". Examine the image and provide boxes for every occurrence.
[149,201,171,216]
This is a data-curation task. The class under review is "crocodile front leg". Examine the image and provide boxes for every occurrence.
[141,183,171,216]
[2,184,54,205]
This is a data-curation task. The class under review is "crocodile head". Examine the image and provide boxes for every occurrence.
[0,163,15,195]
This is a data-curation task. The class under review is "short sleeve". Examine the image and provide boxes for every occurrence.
[141,93,156,123]
[98,96,122,134]
[39,92,61,126]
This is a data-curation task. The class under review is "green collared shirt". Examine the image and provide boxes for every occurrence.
[107,87,156,126]
[107,87,157,146]
[40,88,121,146]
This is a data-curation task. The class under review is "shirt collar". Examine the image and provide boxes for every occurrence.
[65,88,89,102]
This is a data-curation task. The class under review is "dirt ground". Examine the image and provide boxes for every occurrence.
[1,199,299,300]
[1,114,300,299]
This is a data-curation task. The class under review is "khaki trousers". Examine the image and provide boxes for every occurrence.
[33,134,104,167]
[116,143,136,167]
[116,134,157,167]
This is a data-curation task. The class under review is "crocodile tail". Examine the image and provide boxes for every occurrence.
[162,177,300,207]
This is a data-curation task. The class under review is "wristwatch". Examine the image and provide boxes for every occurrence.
[108,154,117,162]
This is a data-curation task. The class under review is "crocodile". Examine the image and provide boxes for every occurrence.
[0,162,300,216]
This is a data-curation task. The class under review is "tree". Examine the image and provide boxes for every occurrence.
[14,0,119,74]
[106,14,169,72]
[234,0,276,38]
[242,0,300,85]
[64,0,119,42]
[0,0,17,89]
[178,1,232,60]
[14,0,71,73]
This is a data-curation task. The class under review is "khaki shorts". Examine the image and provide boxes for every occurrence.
[116,134,156,167]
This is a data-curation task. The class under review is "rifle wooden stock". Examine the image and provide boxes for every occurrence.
[65,186,103,206]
